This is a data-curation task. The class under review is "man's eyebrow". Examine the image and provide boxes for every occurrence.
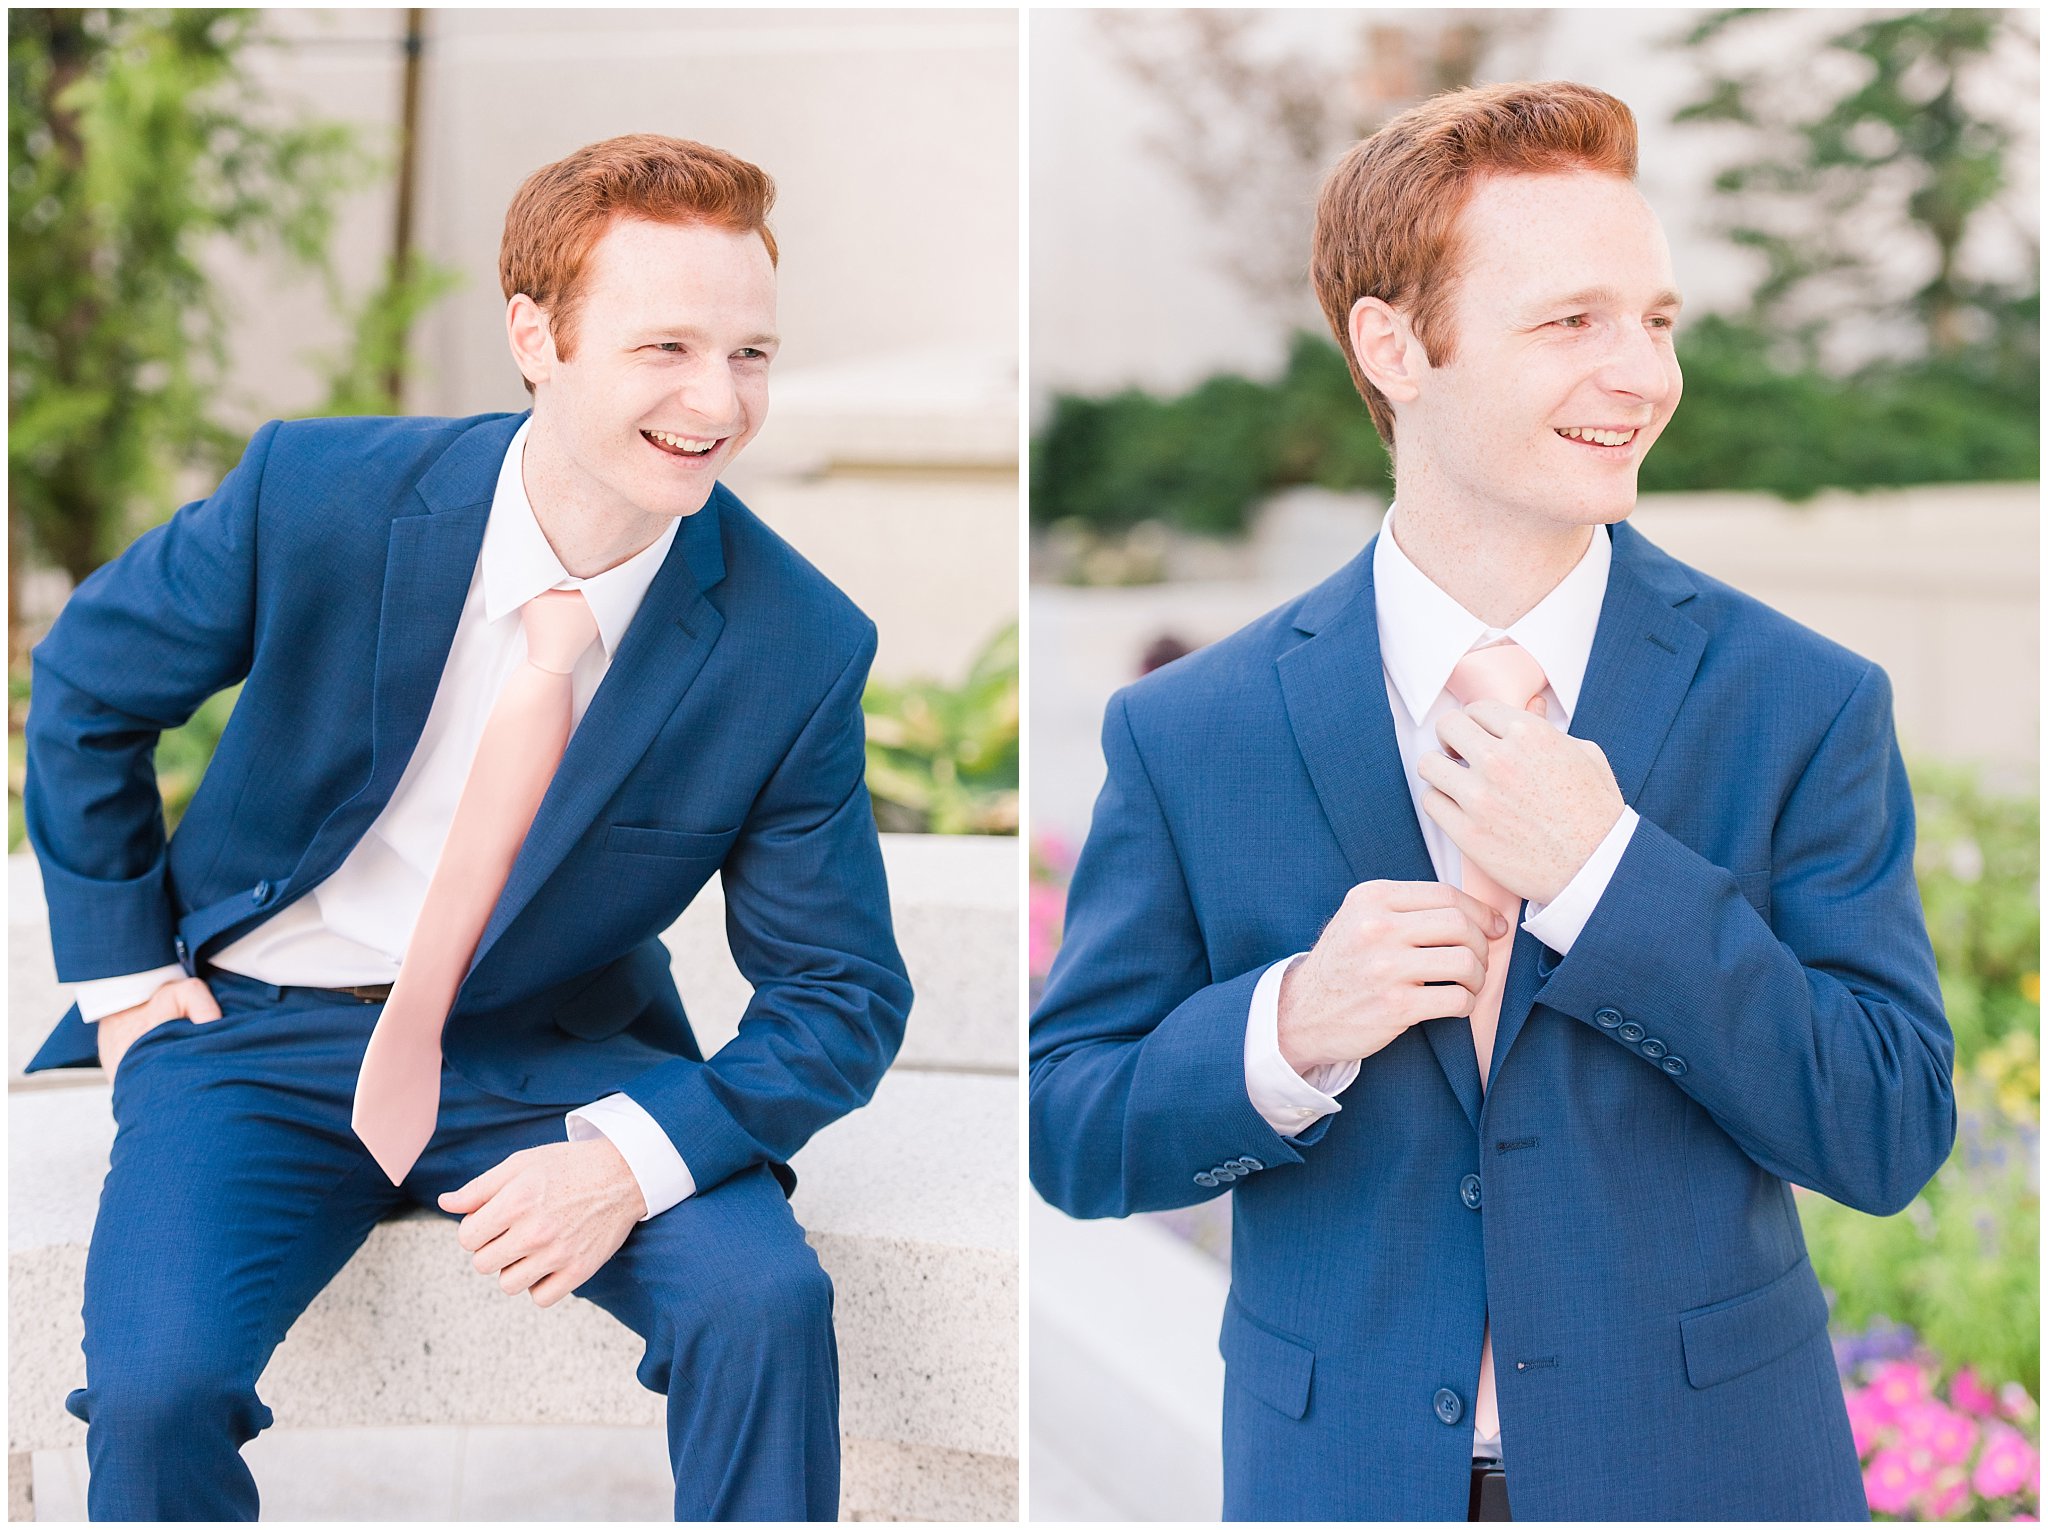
[1528,285,1685,313]
[644,326,781,347]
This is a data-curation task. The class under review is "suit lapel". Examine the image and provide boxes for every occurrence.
[1489,520,1705,1086]
[1276,539,1485,1130]
[463,497,728,979]
[285,416,519,901]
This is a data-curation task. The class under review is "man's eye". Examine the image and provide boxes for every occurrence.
[653,342,684,353]
[1555,315,1590,329]
[734,347,767,361]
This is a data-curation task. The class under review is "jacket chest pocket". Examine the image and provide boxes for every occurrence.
[605,823,740,861]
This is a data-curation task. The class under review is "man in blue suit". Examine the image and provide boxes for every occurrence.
[1029,82,1953,1521]
[25,134,910,1521]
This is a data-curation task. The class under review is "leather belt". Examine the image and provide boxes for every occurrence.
[1468,1463,1510,1522]
[336,983,394,1003]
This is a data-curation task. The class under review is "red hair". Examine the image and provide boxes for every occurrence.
[1311,81,1638,447]
[500,134,777,385]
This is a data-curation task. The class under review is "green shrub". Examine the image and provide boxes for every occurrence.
[862,622,1019,835]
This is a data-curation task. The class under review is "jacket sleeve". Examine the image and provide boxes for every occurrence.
[1531,660,1955,1215]
[1030,689,1324,1220]
[24,420,279,981]
[619,621,913,1195]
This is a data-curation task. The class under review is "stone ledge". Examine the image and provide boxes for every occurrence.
[10,1071,1017,1496]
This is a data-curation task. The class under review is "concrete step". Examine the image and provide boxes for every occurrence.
[1029,1199,1227,1521]
[9,832,1018,1084]
[10,1070,1018,1520]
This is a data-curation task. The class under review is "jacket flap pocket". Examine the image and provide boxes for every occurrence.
[606,823,740,860]
[1218,1295,1315,1420]
[1679,1261,1828,1390]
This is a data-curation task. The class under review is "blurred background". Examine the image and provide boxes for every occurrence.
[9,8,1018,1522]
[1027,9,2039,1522]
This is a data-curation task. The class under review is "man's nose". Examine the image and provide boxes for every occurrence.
[678,361,742,433]
[1598,323,1676,405]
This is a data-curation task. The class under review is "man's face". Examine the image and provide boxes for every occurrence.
[527,216,778,522]
[1401,170,1682,531]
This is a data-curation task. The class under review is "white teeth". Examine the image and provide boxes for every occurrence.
[1558,427,1637,447]
[647,429,717,453]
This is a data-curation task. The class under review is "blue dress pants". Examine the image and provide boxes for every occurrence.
[66,970,839,1522]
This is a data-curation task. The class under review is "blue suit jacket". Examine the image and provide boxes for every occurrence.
[25,411,912,1197]
[1029,520,1953,1520]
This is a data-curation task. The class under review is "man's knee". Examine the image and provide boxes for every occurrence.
[74,1340,270,1447]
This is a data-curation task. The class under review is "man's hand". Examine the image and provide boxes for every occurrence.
[95,977,221,1077]
[1417,699,1625,905]
[438,1139,647,1308]
[1276,880,1506,1075]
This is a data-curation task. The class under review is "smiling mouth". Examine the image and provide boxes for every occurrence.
[1554,426,1640,452]
[642,429,723,459]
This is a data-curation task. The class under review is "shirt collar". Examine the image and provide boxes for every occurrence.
[480,418,682,658]
[1372,500,1613,725]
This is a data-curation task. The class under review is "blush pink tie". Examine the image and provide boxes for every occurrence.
[1441,637,1551,1446]
[351,588,600,1184]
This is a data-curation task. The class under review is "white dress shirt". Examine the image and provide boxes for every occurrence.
[73,419,697,1220]
[1239,502,1640,1458]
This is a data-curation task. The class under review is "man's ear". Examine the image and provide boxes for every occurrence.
[506,293,556,390]
[1347,295,1423,405]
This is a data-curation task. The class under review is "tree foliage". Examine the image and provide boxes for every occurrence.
[8,9,452,600]
[1672,7,2039,369]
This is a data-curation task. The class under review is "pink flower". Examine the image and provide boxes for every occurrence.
[1033,831,1075,873]
[1972,1424,2039,1500]
[2001,1382,2040,1423]
[1865,1445,1934,1516]
[1952,1367,2001,1418]
[1845,1387,1889,1457]
[1918,1469,1970,1520]
[1897,1399,1978,1466]
[1864,1360,1929,1430]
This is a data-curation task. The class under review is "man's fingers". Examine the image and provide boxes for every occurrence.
[457,1197,516,1256]
[1434,709,1493,765]
[176,978,223,1022]
[528,1267,578,1308]
[440,1155,521,1215]
[1463,698,1540,738]
[1413,750,1469,805]
[1404,905,1497,964]
[1377,881,1506,940]
[1413,943,1490,995]
[497,1254,546,1296]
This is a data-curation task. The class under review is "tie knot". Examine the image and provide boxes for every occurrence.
[1445,640,1549,714]
[521,588,599,675]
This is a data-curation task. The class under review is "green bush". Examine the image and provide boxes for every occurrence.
[863,622,1019,835]
[1032,322,2038,534]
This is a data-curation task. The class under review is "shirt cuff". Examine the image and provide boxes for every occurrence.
[1243,953,1359,1137]
[1522,807,1640,955]
[74,964,191,1023]
[565,1093,696,1220]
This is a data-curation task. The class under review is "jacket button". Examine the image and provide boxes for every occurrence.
[1193,1171,1219,1188]
[1618,1022,1646,1043]
[1433,1387,1464,1425]
[1594,1007,1624,1029]
[1662,1056,1688,1076]
[252,880,273,905]
[1214,1165,1240,1181]
[1460,1173,1482,1210]
[1640,1037,1666,1059]
[1237,1156,1265,1173]
[173,937,189,961]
